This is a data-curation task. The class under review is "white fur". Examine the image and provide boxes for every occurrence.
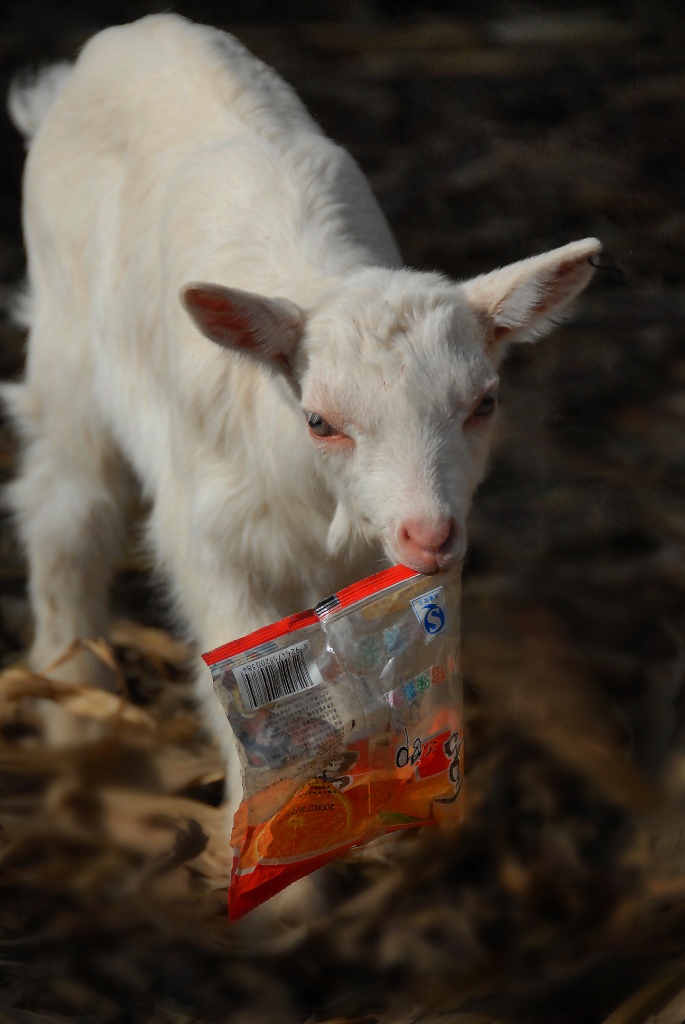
[6,14,600,818]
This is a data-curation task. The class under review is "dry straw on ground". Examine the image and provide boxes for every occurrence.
[1,596,685,1024]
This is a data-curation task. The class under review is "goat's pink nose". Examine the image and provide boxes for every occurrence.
[396,516,457,573]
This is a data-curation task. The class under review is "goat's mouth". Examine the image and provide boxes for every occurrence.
[400,551,458,575]
[381,535,463,577]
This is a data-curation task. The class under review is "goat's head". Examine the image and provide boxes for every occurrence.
[182,238,600,574]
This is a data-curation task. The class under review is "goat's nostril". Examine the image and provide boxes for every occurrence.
[397,523,412,548]
[438,518,456,554]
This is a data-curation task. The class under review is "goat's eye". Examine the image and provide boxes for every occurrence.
[472,392,498,418]
[305,411,331,437]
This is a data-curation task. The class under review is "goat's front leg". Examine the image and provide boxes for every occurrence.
[7,392,136,690]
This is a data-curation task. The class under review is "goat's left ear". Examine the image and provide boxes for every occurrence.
[181,282,305,373]
[463,238,601,354]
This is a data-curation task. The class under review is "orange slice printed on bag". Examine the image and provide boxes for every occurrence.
[256,780,353,860]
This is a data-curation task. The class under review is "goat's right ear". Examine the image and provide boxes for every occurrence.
[181,283,305,372]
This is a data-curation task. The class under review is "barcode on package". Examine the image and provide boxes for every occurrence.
[233,640,324,711]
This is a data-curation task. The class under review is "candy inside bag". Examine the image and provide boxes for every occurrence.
[203,564,463,920]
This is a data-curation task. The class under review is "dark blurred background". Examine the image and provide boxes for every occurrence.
[0,2,684,1023]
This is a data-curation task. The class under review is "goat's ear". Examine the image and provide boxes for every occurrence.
[181,283,305,372]
[462,238,601,353]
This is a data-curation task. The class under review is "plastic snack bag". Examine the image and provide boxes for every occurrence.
[203,564,463,920]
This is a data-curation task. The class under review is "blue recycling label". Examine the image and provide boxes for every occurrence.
[410,586,448,644]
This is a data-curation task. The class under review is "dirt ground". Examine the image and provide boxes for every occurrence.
[0,2,684,1022]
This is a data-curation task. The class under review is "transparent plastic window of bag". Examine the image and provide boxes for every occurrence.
[203,564,463,920]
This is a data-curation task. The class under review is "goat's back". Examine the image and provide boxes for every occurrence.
[24,15,315,155]
[22,14,398,307]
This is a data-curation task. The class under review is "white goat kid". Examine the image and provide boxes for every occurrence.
[7,15,599,821]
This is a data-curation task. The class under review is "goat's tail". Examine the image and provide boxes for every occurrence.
[8,62,72,142]
[5,64,73,327]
